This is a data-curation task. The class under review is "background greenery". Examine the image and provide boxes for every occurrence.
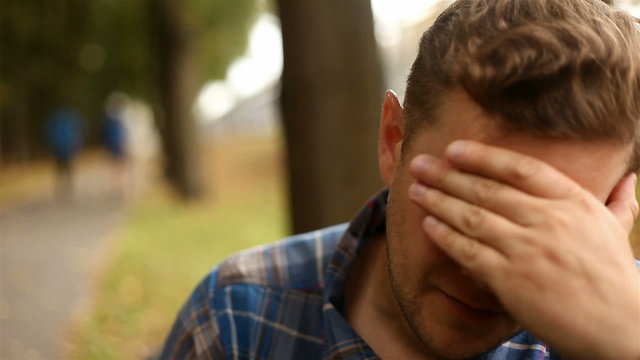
[1,0,259,194]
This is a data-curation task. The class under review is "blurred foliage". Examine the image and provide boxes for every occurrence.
[64,136,288,359]
[190,0,259,81]
[0,0,259,163]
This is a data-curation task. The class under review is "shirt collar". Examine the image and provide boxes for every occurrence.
[321,189,388,359]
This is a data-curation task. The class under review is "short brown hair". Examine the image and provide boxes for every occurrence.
[403,0,640,171]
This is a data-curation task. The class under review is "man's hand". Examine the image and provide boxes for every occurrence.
[407,140,640,360]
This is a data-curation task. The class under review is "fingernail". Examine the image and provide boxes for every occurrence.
[633,173,637,187]
[409,183,427,198]
[411,155,431,173]
[447,140,467,159]
[424,216,440,227]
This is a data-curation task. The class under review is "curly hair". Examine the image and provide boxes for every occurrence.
[403,0,640,171]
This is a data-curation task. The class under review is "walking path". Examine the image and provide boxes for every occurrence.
[1,99,157,360]
[0,161,133,359]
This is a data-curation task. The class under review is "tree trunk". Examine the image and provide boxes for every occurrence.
[149,0,204,199]
[277,0,384,233]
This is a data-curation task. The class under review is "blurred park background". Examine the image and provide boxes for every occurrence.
[1,0,639,359]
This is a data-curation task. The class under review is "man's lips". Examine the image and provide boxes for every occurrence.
[439,289,506,314]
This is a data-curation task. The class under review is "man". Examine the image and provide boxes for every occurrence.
[162,0,640,358]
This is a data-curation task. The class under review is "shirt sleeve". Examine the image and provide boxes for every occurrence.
[160,268,225,360]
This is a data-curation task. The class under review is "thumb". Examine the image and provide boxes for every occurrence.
[607,172,639,233]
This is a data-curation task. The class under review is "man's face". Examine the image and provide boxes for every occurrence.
[382,90,632,358]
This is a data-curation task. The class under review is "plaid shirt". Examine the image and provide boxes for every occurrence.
[162,190,568,359]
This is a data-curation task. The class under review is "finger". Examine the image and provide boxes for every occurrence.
[410,154,544,226]
[422,215,507,279]
[409,182,522,254]
[606,172,639,233]
[444,140,580,199]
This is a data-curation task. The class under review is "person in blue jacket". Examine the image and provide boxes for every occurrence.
[45,106,83,198]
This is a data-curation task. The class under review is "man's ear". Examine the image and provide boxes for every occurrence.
[379,90,404,187]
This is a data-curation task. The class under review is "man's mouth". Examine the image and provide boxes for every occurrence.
[439,289,506,319]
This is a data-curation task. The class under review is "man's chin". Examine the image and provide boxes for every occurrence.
[398,293,520,359]
[418,333,518,360]
[411,325,521,360]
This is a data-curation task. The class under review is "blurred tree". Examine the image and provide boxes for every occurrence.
[149,0,203,198]
[0,0,258,199]
[147,0,258,199]
[277,0,384,233]
[0,0,90,162]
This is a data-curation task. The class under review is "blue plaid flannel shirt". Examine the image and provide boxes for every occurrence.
[162,189,624,359]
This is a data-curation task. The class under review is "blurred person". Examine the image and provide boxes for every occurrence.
[45,106,83,199]
[162,1,640,359]
[102,93,130,197]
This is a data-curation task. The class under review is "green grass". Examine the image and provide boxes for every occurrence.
[64,136,289,359]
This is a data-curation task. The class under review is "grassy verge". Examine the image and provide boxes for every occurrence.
[64,135,289,359]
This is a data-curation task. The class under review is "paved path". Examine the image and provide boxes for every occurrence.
[0,162,134,359]
[1,99,156,360]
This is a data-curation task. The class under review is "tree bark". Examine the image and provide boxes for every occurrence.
[277,0,384,233]
[149,0,204,199]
